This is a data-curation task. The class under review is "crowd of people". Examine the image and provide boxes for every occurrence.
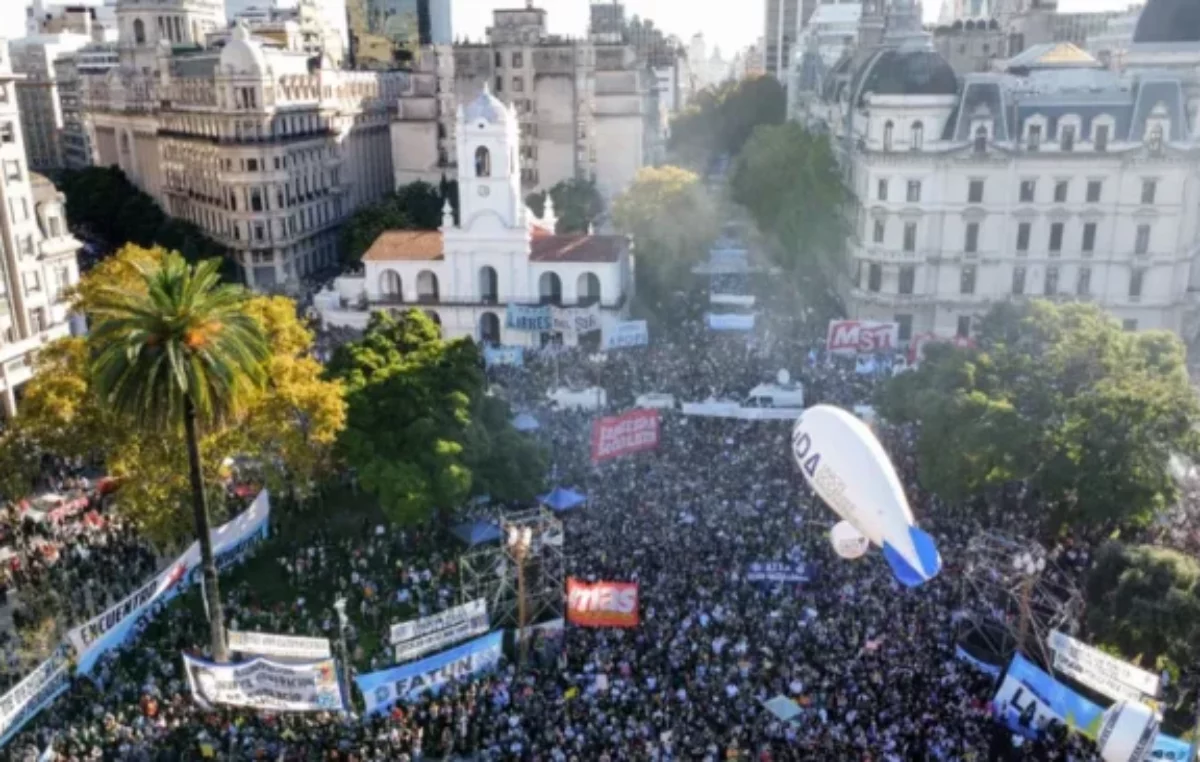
[0,304,1129,761]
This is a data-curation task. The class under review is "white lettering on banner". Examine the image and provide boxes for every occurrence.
[602,320,649,350]
[394,614,489,663]
[357,632,503,715]
[228,631,332,660]
[68,562,188,652]
[567,586,637,615]
[1047,630,1160,699]
[826,320,900,355]
[0,653,70,746]
[390,599,487,645]
[183,653,344,713]
[595,415,658,460]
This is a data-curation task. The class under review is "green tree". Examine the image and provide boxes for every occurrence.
[669,75,786,169]
[877,300,1200,530]
[329,310,544,523]
[87,253,271,662]
[339,181,450,267]
[525,177,605,233]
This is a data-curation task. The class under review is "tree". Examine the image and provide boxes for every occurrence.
[669,75,786,170]
[877,300,1200,530]
[87,253,271,662]
[340,181,449,267]
[525,177,605,234]
[329,310,544,523]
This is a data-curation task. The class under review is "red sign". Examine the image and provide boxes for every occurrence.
[826,320,900,355]
[590,409,660,463]
[566,578,639,628]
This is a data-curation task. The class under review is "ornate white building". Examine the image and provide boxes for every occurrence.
[795,0,1200,342]
[317,87,633,348]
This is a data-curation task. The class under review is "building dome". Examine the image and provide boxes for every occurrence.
[463,84,508,124]
[852,48,959,102]
[220,23,268,75]
[1133,0,1200,44]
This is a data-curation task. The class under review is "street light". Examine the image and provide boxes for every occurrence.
[1012,550,1047,655]
[332,597,353,714]
[507,525,533,669]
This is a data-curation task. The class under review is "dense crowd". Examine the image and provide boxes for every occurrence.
[3,316,1114,761]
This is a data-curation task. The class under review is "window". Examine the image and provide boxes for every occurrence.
[895,314,913,342]
[956,315,971,338]
[964,223,979,253]
[1019,179,1036,203]
[960,265,977,294]
[133,18,145,44]
[1094,124,1109,152]
[1122,318,1138,332]
[1077,266,1091,296]
[512,52,523,68]
[494,51,502,67]
[883,121,893,151]
[28,307,45,334]
[48,216,60,238]
[903,222,917,252]
[974,125,987,154]
[250,190,263,212]
[873,219,885,243]
[968,179,984,204]
[867,263,882,292]
[1129,268,1144,298]
[1061,124,1075,152]
[513,76,524,93]
[475,146,491,177]
[0,122,12,143]
[1012,266,1026,295]
[1049,222,1063,253]
[1082,222,1096,254]
[1086,180,1102,203]
[1027,123,1041,151]
[878,179,888,201]
[22,271,40,294]
[494,76,503,93]
[1044,266,1059,296]
[899,266,915,294]
[1135,224,1150,255]
[246,158,258,171]
[1016,222,1031,253]
[906,180,921,203]
[1141,179,1157,205]
[910,121,923,151]
[1054,180,1068,203]
[54,266,70,295]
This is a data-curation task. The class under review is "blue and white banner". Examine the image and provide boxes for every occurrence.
[707,313,755,332]
[0,652,70,747]
[506,304,552,332]
[602,320,649,351]
[183,653,346,713]
[710,293,756,308]
[746,561,811,583]
[483,345,525,368]
[954,645,1001,677]
[356,631,503,715]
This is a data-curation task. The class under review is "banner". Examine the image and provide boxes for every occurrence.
[390,600,490,663]
[356,631,503,715]
[566,578,638,628]
[505,304,551,332]
[1047,630,1160,701]
[182,653,345,713]
[227,631,332,660]
[0,652,70,747]
[954,644,1002,677]
[602,320,649,350]
[908,332,975,365]
[590,409,660,463]
[710,293,756,307]
[746,561,811,583]
[993,654,1189,759]
[680,401,801,421]
[706,313,755,332]
[553,305,601,336]
[826,320,900,355]
[483,345,525,368]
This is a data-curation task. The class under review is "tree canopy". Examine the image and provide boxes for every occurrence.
[340,181,455,268]
[669,76,786,170]
[877,300,1200,530]
[329,310,544,523]
[525,177,605,234]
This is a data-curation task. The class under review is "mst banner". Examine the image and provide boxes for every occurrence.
[590,409,660,463]
[390,599,489,664]
[183,653,346,713]
[0,652,70,747]
[826,320,900,355]
[566,578,639,628]
[227,631,332,660]
[357,631,503,715]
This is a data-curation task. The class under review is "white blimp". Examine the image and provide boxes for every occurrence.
[791,404,942,587]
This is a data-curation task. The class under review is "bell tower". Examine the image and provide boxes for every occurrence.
[455,84,523,232]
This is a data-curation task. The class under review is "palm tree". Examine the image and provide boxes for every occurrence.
[88,253,268,662]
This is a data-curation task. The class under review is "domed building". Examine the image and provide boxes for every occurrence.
[795,0,1200,345]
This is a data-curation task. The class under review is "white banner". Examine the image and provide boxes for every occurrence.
[1048,630,1160,700]
[602,320,649,350]
[706,313,755,331]
[680,401,800,420]
[710,293,756,307]
[228,630,332,660]
[183,653,345,713]
[553,305,601,337]
[0,652,70,746]
[394,614,490,663]
[390,599,487,646]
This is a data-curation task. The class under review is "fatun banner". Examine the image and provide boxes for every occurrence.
[566,578,639,628]
[356,631,503,715]
[590,409,660,463]
[183,653,346,713]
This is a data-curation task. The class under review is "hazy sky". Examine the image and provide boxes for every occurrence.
[452,0,1142,54]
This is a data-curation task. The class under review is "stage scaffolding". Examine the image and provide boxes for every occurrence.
[458,506,565,629]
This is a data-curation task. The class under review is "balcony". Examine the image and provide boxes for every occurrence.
[368,293,627,310]
[849,288,933,307]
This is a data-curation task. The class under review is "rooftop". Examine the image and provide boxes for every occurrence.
[530,234,624,263]
[362,231,445,262]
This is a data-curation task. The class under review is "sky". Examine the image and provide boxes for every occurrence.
[452,0,1143,55]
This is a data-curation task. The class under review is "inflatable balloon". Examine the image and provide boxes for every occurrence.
[830,520,869,560]
[1097,701,1159,762]
[792,405,942,587]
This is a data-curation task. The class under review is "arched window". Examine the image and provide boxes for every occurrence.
[883,121,894,152]
[479,265,498,303]
[416,270,439,303]
[577,272,601,306]
[538,272,562,305]
[910,121,924,151]
[133,18,146,44]
[974,126,988,154]
[479,311,500,344]
[475,146,491,177]
[379,269,402,301]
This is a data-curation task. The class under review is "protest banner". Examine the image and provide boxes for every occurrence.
[566,578,639,628]
[505,304,552,331]
[227,631,332,660]
[602,320,649,350]
[826,320,900,355]
[710,293,756,307]
[483,345,525,368]
[553,305,601,336]
[390,599,489,663]
[746,561,811,583]
[706,313,756,331]
[183,653,346,713]
[590,409,660,463]
[0,652,71,747]
[390,599,487,644]
[356,631,503,715]
[1047,630,1160,701]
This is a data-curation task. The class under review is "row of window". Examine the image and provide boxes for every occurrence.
[494,76,526,94]
[861,262,1146,299]
[877,176,1158,206]
[871,218,1154,256]
[496,51,525,69]
[888,119,1164,154]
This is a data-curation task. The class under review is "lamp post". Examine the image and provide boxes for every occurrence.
[332,598,353,714]
[1012,550,1046,656]
[507,526,533,670]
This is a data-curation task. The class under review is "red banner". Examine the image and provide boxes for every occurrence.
[826,320,900,355]
[566,578,639,628]
[590,409,660,463]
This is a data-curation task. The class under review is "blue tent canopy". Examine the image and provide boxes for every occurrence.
[451,520,502,546]
[539,487,587,513]
[512,412,540,432]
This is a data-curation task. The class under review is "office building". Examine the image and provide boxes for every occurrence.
[348,0,451,70]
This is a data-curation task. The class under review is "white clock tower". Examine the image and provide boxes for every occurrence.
[454,85,524,233]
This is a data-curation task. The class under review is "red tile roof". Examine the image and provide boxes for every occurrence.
[530,234,625,264]
[362,230,444,262]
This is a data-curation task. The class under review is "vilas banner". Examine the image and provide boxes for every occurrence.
[826,320,900,355]
[590,409,660,463]
[566,578,639,628]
